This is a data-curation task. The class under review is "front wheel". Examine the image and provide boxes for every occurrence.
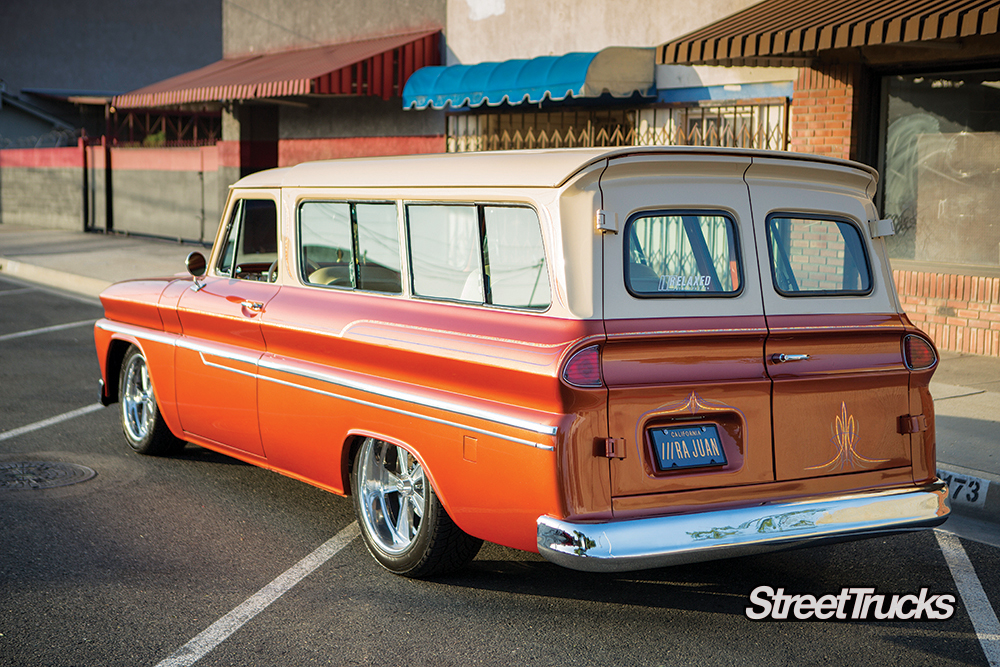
[119,346,185,456]
[352,437,481,577]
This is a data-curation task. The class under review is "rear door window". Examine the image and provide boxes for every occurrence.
[625,212,741,296]
[407,204,484,301]
[405,203,550,309]
[483,206,550,309]
[298,201,402,293]
[766,215,871,295]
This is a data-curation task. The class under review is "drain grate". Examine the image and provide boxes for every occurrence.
[0,461,96,491]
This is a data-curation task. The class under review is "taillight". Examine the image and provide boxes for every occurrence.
[903,334,937,371]
[562,345,602,388]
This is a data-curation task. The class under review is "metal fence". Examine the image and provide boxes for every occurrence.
[0,127,80,149]
[446,100,788,153]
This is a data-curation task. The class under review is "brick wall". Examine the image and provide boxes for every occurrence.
[789,64,862,161]
[894,269,1000,356]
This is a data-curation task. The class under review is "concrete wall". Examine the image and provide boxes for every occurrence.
[223,0,445,57]
[0,0,221,97]
[277,96,445,165]
[110,147,221,242]
[0,145,86,230]
[0,143,223,243]
[445,0,758,64]
[280,96,443,139]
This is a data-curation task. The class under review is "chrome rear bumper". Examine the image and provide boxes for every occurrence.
[537,480,950,572]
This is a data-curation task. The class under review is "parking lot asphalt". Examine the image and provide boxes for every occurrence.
[2,223,998,530]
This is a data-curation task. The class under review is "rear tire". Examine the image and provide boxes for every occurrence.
[352,437,481,577]
[119,346,185,456]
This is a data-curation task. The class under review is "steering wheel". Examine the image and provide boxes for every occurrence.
[267,260,279,283]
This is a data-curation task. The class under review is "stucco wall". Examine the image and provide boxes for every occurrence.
[445,0,759,64]
[223,0,445,57]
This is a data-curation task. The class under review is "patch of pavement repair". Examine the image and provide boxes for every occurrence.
[0,461,97,491]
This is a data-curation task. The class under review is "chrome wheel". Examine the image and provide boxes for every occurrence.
[122,352,154,442]
[356,438,426,555]
[351,437,483,577]
[117,346,184,456]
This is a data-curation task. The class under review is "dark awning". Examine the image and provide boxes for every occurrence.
[402,47,654,109]
[114,30,440,108]
[658,0,1000,66]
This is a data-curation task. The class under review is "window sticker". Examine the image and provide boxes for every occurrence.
[658,274,712,291]
[625,213,740,297]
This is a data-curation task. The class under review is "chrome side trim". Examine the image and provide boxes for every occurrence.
[537,480,950,572]
[257,355,558,437]
[97,319,557,451]
[258,372,554,451]
[95,319,178,347]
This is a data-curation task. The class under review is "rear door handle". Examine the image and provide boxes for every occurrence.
[241,300,265,313]
[771,353,810,363]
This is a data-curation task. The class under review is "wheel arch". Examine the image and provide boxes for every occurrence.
[101,336,141,405]
[340,430,454,515]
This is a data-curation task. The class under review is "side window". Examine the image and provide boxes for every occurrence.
[407,205,484,301]
[300,202,354,287]
[766,216,871,295]
[405,203,551,309]
[483,206,550,309]
[625,212,741,296]
[215,198,278,281]
[299,201,402,293]
[356,204,403,293]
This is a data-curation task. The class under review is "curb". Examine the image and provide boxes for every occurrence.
[0,258,110,299]
[937,463,999,525]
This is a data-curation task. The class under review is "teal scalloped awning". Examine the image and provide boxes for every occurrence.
[403,47,655,110]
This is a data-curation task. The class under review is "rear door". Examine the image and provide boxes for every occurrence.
[600,154,774,510]
[745,157,912,481]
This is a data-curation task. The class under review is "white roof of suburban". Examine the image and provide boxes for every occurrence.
[233,146,876,190]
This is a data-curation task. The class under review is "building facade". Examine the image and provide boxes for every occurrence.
[656,0,1000,357]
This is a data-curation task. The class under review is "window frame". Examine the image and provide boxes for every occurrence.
[622,209,745,299]
[296,199,403,295]
[403,201,552,312]
[213,197,280,281]
[764,212,874,298]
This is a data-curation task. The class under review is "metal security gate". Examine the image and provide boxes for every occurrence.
[446,100,788,153]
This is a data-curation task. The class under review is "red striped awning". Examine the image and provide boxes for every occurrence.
[657,0,1000,66]
[114,30,440,108]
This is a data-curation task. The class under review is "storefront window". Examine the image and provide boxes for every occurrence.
[881,70,1000,268]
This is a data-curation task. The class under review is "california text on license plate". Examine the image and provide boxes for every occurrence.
[650,424,727,471]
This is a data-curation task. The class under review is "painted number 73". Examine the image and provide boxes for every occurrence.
[941,471,984,505]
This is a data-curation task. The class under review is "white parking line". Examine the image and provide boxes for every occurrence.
[155,522,361,667]
[0,319,96,343]
[936,530,1000,666]
[0,404,105,442]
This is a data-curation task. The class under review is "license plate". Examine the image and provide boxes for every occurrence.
[650,424,727,471]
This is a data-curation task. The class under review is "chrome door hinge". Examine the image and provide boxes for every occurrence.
[898,414,928,434]
[596,209,618,234]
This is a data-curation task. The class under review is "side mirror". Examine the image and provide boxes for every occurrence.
[186,251,207,277]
